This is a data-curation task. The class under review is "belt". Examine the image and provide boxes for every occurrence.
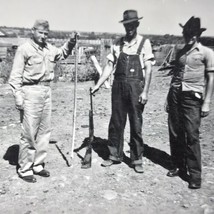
[23,81,51,86]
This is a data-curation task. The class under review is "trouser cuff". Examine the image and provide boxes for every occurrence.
[132,159,143,165]
[109,155,122,162]
[33,164,44,173]
[18,169,33,177]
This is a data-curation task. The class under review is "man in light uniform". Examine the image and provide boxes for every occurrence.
[9,20,77,183]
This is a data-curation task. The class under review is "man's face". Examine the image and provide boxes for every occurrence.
[182,30,197,45]
[123,21,139,39]
[32,26,49,46]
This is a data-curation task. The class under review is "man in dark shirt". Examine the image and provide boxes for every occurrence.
[166,17,214,189]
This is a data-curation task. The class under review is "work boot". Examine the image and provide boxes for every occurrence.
[167,168,179,177]
[34,169,50,177]
[167,168,188,179]
[101,159,120,167]
[188,181,201,189]
[134,164,144,173]
[19,175,37,183]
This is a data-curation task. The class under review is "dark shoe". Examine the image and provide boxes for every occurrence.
[188,182,201,189]
[134,164,144,173]
[19,175,37,183]
[81,161,91,169]
[34,169,50,177]
[167,168,179,177]
[101,159,120,167]
[178,170,190,182]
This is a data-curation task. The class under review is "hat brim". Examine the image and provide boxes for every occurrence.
[119,17,143,24]
[179,23,184,28]
[179,23,207,34]
[179,23,206,32]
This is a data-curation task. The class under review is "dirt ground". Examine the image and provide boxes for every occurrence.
[0,66,214,214]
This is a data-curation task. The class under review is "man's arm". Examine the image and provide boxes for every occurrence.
[55,32,77,60]
[138,38,154,105]
[91,60,114,94]
[138,60,152,105]
[8,47,25,110]
[201,72,214,117]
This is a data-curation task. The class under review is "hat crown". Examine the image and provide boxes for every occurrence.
[184,16,200,30]
[180,16,206,36]
[124,10,138,20]
[119,10,143,24]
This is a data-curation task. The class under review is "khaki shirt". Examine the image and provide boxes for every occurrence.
[9,39,73,96]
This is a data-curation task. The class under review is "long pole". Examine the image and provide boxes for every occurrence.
[69,34,78,166]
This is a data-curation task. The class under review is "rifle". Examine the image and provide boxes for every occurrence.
[81,88,94,169]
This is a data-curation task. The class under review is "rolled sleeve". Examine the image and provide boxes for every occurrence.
[106,44,118,65]
[107,53,115,63]
[204,47,214,72]
[143,39,154,62]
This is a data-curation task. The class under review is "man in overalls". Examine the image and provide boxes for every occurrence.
[92,10,154,173]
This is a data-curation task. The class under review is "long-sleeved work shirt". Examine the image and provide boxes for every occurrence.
[9,39,74,97]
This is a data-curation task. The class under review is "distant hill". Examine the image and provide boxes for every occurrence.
[0,26,214,47]
[0,26,123,40]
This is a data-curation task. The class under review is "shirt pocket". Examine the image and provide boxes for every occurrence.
[27,55,43,66]
[26,55,44,76]
[188,53,204,69]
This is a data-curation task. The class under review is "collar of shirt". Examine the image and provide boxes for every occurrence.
[118,34,143,55]
[29,39,49,51]
[122,34,141,48]
[185,42,202,55]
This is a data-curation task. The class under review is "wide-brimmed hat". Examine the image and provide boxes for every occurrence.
[179,16,206,36]
[33,19,49,31]
[119,10,143,24]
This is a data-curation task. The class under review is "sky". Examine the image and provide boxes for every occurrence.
[1,0,214,36]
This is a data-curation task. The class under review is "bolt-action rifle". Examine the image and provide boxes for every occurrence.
[81,88,94,168]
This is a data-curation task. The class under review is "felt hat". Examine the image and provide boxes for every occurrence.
[119,10,143,24]
[179,16,206,36]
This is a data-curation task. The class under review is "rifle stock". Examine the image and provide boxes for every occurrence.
[81,88,94,169]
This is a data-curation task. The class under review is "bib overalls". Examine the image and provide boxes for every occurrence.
[108,38,145,165]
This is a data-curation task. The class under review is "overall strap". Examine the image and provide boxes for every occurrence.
[136,37,144,55]
[119,37,124,52]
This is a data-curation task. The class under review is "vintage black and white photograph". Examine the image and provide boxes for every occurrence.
[0,0,214,213]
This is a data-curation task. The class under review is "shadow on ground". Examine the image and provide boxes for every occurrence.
[74,136,110,161]
[74,137,173,170]
[3,144,19,166]
[4,140,183,180]
[143,144,172,170]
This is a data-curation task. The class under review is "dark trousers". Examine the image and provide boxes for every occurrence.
[108,80,144,165]
[168,86,202,182]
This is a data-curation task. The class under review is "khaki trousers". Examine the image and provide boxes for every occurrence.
[18,85,52,177]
